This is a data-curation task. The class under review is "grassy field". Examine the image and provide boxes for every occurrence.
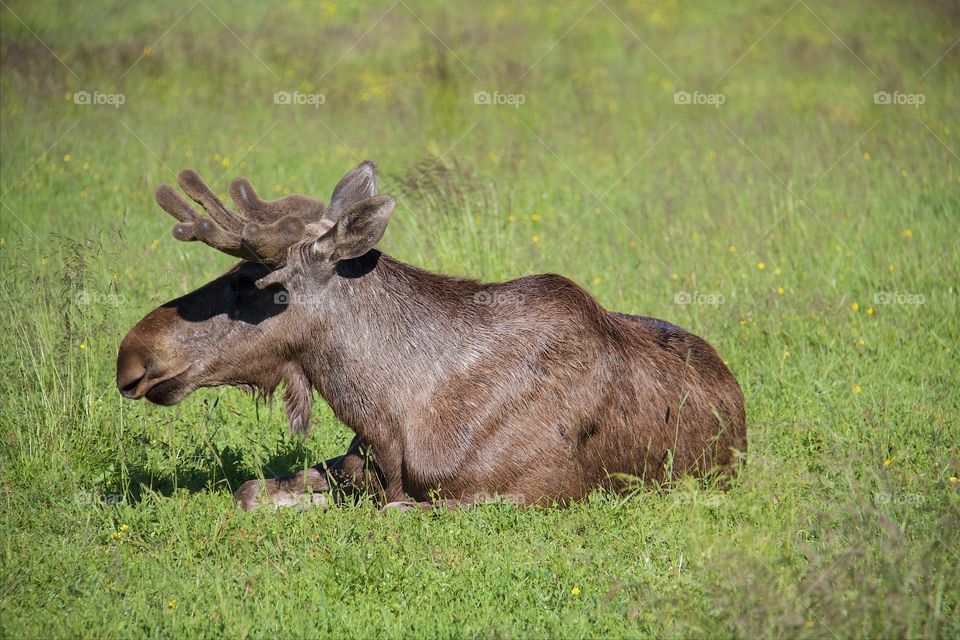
[1,0,958,637]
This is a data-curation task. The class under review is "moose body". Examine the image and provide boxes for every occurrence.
[117,162,745,509]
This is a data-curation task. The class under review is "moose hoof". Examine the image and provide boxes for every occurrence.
[234,479,330,512]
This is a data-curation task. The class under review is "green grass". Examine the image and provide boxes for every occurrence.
[1,0,958,637]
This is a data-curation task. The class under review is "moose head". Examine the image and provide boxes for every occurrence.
[116,161,394,432]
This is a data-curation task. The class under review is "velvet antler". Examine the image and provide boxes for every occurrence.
[155,170,328,267]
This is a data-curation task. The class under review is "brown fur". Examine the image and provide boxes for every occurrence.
[117,161,746,510]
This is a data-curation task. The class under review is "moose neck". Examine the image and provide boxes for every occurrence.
[301,250,480,438]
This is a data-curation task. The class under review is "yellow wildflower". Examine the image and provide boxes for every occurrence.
[756,262,766,270]
[571,586,581,596]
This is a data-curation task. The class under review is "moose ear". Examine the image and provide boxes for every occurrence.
[327,161,378,219]
[328,195,395,262]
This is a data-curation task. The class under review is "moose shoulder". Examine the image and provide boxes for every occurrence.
[117,161,746,510]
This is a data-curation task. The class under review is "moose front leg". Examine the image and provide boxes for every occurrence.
[234,436,385,510]
[233,466,331,511]
[368,437,409,504]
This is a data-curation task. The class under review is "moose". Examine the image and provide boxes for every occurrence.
[117,161,746,510]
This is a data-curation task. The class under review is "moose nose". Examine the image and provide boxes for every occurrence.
[117,349,148,399]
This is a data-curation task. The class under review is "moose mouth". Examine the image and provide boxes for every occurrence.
[143,373,193,405]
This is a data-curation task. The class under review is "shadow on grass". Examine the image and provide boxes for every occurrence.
[123,440,312,504]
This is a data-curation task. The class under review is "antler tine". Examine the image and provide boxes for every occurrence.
[156,170,326,267]
[178,170,245,233]
[230,177,326,225]
[155,183,257,261]
[155,184,199,224]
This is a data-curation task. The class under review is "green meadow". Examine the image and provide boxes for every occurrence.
[1,1,958,637]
